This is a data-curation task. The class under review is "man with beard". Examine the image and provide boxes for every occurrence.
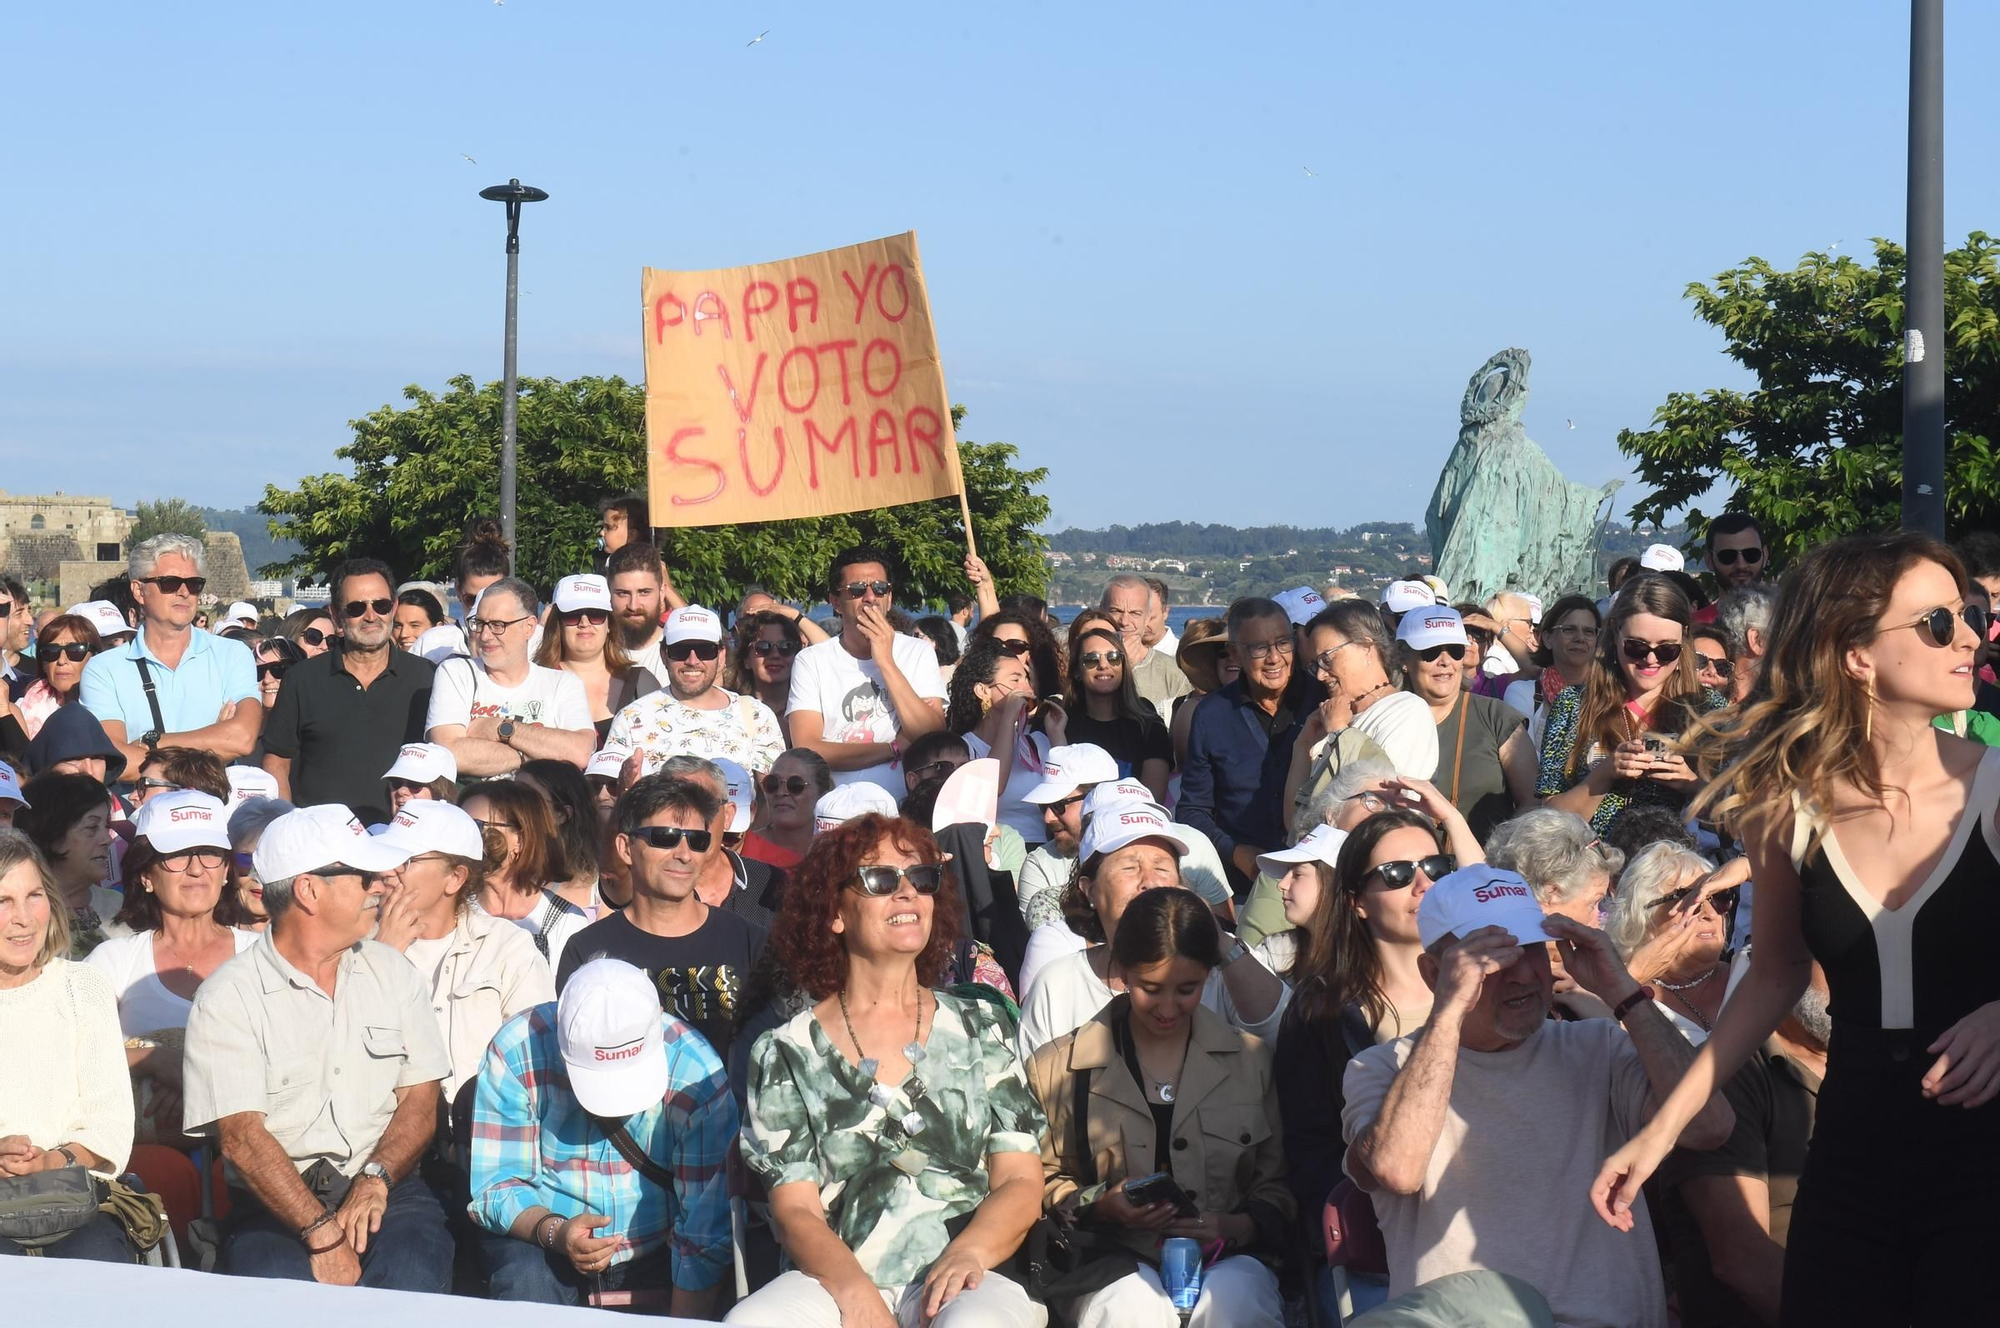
[605,606,783,777]
[1342,865,1734,1328]
[606,541,684,681]
[1696,514,1767,624]
[1651,962,1827,1327]
[263,559,435,823]
[1014,742,1120,933]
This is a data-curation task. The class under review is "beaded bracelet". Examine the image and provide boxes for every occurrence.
[538,1214,565,1249]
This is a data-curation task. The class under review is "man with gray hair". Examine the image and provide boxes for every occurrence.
[181,804,451,1289]
[80,532,261,772]
[426,576,594,774]
[1714,583,1779,704]
[1101,572,1189,722]
[1141,575,1178,657]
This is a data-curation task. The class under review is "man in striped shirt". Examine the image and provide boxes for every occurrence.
[470,956,738,1312]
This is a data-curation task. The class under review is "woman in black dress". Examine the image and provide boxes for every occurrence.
[1590,531,2000,1325]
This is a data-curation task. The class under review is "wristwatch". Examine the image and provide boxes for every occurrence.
[1612,985,1655,1024]
[139,730,161,750]
[359,1160,392,1188]
[55,1146,79,1168]
[497,718,517,744]
[1222,937,1251,966]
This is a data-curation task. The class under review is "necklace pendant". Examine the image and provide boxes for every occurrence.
[904,1041,927,1066]
[1158,1084,1175,1103]
[857,1056,880,1080]
[901,1110,927,1136]
[868,1084,897,1110]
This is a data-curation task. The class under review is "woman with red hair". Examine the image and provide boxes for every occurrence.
[729,813,1049,1328]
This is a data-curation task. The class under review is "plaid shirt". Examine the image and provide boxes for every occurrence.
[469,1003,737,1288]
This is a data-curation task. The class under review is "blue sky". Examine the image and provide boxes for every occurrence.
[4,1,1996,533]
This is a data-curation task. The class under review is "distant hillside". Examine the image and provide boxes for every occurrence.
[1044,521,1405,559]
[198,507,299,578]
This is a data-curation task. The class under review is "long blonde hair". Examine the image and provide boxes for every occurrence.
[1686,532,1968,848]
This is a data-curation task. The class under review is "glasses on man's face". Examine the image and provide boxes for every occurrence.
[134,777,180,795]
[45,642,93,662]
[1239,637,1295,662]
[1711,546,1764,567]
[1079,650,1124,669]
[161,848,228,871]
[843,580,893,600]
[140,575,207,596]
[852,863,945,896]
[1553,623,1599,639]
[761,774,810,797]
[666,641,722,663]
[560,609,610,626]
[343,598,394,620]
[1363,855,1455,890]
[629,825,714,853]
[906,760,960,785]
[752,639,799,657]
[467,614,532,637]
[1694,651,1735,679]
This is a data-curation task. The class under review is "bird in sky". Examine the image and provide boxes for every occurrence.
[1828,239,1843,252]
[1302,166,1317,177]
[461,153,477,165]
[1566,418,1576,430]
[748,30,769,47]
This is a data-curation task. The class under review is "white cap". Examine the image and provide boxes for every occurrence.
[586,744,632,783]
[1081,778,1158,821]
[1383,580,1436,614]
[415,623,469,662]
[1273,586,1326,626]
[1416,864,1552,950]
[133,790,232,854]
[1520,594,1545,623]
[663,605,724,645]
[559,958,670,1117]
[252,804,414,882]
[1256,823,1350,880]
[813,781,899,833]
[221,601,259,628]
[553,574,613,614]
[1420,575,1452,605]
[0,762,27,809]
[70,601,133,639]
[374,800,485,861]
[1396,606,1469,652]
[1078,801,1186,864]
[713,757,754,833]
[1021,744,1121,805]
[225,765,280,809]
[1640,543,1685,572]
[383,742,457,785]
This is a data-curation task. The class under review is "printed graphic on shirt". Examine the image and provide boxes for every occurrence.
[833,680,892,742]
[657,963,744,1027]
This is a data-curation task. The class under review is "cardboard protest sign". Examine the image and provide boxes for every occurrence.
[641,231,965,527]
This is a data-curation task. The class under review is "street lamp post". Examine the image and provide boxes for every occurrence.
[1902,0,1945,537]
[478,178,550,569]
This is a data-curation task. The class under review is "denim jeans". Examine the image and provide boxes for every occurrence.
[220,1174,452,1292]
[0,1211,135,1263]
[480,1228,676,1307]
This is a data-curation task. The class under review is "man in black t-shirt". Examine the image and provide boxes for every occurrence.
[556,774,765,1072]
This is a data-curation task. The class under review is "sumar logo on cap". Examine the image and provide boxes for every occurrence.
[169,807,210,824]
[1474,882,1531,903]
[594,1039,646,1063]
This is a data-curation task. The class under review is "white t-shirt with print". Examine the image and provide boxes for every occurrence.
[425,657,592,735]
[785,634,946,789]
[606,687,785,777]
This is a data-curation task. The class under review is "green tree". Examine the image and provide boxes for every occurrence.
[129,498,208,546]
[259,375,1051,608]
[1619,233,2000,564]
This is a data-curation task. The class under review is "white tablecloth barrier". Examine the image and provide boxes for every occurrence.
[0,1256,711,1326]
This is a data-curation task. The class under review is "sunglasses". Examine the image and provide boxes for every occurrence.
[1621,638,1683,666]
[761,775,810,796]
[301,626,338,647]
[258,661,291,681]
[843,580,893,600]
[343,598,394,619]
[161,848,228,870]
[134,777,181,794]
[1415,643,1466,663]
[1079,650,1124,668]
[1892,604,1989,648]
[906,759,961,785]
[752,638,799,657]
[45,642,94,662]
[630,825,714,853]
[665,640,722,662]
[1465,628,1496,648]
[1711,546,1764,566]
[1363,855,1456,890]
[852,863,945,896]
[992,638,1032,657]
[139,575,207,596]
[1651,884,1740,914]
[560,608,611,626]
[1694,652,1735,679]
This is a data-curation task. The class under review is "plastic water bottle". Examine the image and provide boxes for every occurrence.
[1159,1236,1203,1318]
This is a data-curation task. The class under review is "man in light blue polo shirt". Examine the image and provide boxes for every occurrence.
[80,532,261,774]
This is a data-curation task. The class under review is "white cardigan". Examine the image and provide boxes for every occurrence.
[0,957,135,1173]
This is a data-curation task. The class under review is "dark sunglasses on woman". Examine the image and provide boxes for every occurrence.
[258,661,291,682]
[852,863,945,896]
[44,642,94,662]
[1621,638,1683,666]
[560,608,611,626]
[630,826,713,852]
[751,638,799,658]
[992,638,1032,658]
[1694,651,1735,679]
[1895,603,1989,648]
[1651,884,1740,914]
[1465,628,1496,649]
[1363,855,1456,890]
[301,626,338,648]
[761,775,810,796]
[1416,644,1466,663]
[666,641,722,662]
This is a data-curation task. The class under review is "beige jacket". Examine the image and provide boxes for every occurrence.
[423,905,556,1105]
[1026,998,1294,1260]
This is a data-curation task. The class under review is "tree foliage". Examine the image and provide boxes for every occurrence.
[258,375,1051,608]
[1619,233,2000,563]
[129,498,208,546]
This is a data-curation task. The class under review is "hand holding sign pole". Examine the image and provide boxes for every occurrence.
[642,231,976,557]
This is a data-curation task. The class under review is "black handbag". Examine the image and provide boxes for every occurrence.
[1010,1070,1139,1306]
[0,1165,108,1250]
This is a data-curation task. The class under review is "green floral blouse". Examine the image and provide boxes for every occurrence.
[741,990,1047,1288]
